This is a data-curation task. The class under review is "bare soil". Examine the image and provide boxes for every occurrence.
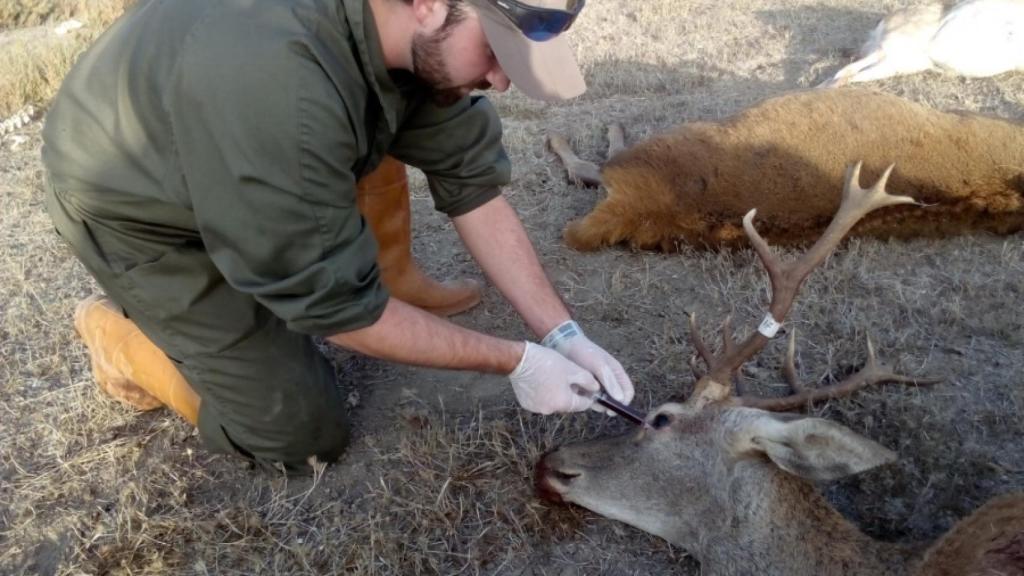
[2,1,1023,574]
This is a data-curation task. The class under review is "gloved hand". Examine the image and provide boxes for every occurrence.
[508,342,600,415]
[542,320,635,414]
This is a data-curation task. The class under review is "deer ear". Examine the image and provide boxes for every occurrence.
[733,413,897,481]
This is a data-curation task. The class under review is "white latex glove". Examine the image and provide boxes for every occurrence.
[508,342,600,415]
[542,321,635,414]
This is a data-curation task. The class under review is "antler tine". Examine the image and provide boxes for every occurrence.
[790,162,918,286]
[687,313,742,389]
[782,329,803,392]
[755,162,919,322]
[719,315,745,394]
[688,355,704,380]
[687,311,732,406]
[688,161,919,407]
[720,315,735,357]
[730,334,942,412]
[688,312,714,367]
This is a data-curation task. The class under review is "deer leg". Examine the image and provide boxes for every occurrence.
[830,51,936,87]
[843,57,928,84]
[818,51,885,88]
[546,133,603,187]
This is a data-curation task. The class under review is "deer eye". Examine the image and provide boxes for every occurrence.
[651,413,673,429]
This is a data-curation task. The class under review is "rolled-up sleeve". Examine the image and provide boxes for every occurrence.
[390,95,511,217]
[168,18,387,336]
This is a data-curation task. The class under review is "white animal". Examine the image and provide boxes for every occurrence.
[820,0,1024,87]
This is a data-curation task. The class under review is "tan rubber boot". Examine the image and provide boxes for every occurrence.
[356,155,483,316]
[73,295,200,426]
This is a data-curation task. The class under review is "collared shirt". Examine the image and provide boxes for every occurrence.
[42,0,511,336]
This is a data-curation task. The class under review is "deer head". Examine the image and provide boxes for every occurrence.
[536,403,898,546]
[536,163,940,574]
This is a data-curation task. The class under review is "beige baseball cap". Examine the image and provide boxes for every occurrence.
[472,0,587,101]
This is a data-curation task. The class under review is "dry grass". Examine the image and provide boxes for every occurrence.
[2,0,1024,574]
[339,404,681,574]
[0,0,131,32]
[0,0,132,119]
[1,384,680,574]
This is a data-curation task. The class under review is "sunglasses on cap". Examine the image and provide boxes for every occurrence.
[489,0,586,42]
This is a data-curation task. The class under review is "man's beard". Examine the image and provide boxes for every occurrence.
[411,30,466,107]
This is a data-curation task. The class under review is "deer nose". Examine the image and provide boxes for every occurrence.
[534,450,581,503]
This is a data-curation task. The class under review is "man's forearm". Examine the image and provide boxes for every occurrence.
[327,298,523,374]
[453,195,571,338]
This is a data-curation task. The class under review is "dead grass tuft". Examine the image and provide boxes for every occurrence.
[0,0,130,31]
[2,395,679,574]
[344,405,588,573]
[0,0,132,119]
[0,35,81,119]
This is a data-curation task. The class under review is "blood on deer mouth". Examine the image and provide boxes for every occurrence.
[534,453,581,503]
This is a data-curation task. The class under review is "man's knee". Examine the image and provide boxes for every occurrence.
[177,319,353,475]
[263,389,351,470]
[195,371,351,475]
[277,405,351,471]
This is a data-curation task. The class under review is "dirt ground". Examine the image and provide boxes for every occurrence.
[2,0,1023,574]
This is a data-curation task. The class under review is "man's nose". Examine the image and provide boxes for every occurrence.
[486,65,511,92]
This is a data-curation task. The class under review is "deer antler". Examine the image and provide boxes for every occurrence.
[732,331,942,410]
[686,162,922,408]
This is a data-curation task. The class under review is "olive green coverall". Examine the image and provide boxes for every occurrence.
[42,0,511,472]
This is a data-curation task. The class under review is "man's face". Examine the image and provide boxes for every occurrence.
[412,3,511,106]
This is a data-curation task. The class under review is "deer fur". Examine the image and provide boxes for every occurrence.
[820,0,1024,87]
[916,492,1024,575]
[536,404,1024,576]
[560,88,1024,251]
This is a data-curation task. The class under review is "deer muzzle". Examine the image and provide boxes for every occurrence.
[534,449,581,504]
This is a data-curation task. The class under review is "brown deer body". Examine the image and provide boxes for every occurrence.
[551,88,1024,251]
[536,165,1024,575]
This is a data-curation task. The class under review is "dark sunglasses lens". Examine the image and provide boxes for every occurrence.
[520,11,575,41]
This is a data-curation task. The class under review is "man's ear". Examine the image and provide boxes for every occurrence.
[729,411,897,481]
[412,0,448,31]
